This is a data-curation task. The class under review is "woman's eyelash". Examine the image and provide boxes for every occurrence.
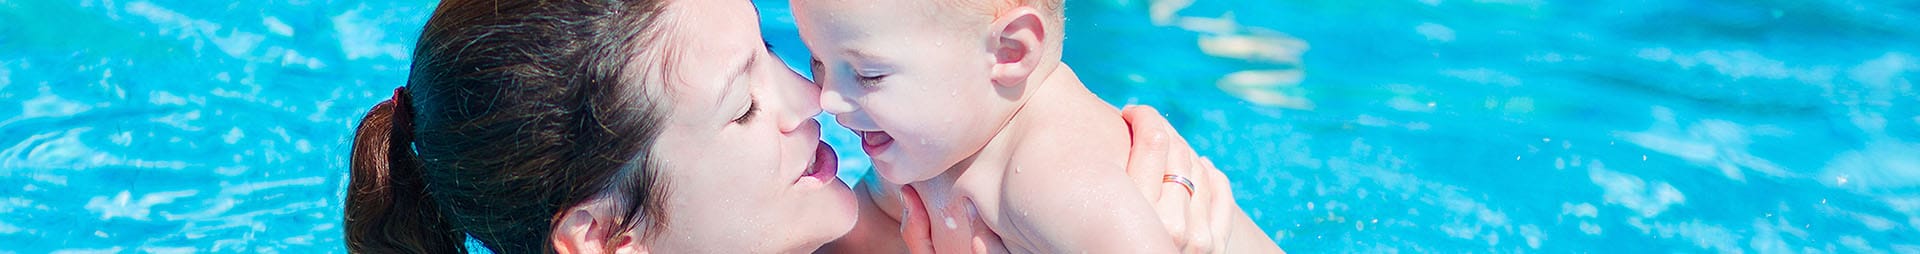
[809,59,825,83]
[734,100,760,124]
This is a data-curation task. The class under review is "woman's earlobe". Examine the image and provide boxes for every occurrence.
[552,207,649,254]
[552,209,602,254]
[610,232,649,254]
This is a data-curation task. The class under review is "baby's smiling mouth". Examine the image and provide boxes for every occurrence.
[857,130,894,155]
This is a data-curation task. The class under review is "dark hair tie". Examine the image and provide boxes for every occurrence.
[389,86,415,152]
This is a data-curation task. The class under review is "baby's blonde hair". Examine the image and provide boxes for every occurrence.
[938,0,1065,36]
[950,0,1063,16]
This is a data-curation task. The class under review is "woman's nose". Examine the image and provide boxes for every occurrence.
[774,65,823,133]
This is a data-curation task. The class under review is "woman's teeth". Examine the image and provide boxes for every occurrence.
[804,157,821,176]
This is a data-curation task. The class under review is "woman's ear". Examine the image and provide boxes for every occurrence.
[552,204,651,254]
[988,7,1050,88]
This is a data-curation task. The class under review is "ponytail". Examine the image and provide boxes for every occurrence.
[346,87,466,253]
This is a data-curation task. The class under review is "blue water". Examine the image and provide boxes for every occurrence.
[3,0,1917,252]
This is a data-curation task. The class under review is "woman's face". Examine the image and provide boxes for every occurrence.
[640,1,857,252]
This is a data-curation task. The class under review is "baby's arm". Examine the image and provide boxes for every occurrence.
[999,156,1179,252]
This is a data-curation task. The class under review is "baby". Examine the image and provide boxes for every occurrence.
[794,0,1189,252]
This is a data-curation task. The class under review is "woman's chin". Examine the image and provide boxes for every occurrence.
[788,185,859,252]
[822,181,859,236]
[797,177,860,240]
[778,142,860,248]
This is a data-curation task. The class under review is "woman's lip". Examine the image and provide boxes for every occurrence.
[799,141,839,184]
[859,131,894,156]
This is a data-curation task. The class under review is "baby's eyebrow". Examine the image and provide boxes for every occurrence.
[843,48,880,62]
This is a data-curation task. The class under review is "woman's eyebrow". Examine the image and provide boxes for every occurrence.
[716,49,757,113]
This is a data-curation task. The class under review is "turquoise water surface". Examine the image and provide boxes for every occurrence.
[3,0,1918,252]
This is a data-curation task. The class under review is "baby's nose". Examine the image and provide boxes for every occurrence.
[819,87,858,115]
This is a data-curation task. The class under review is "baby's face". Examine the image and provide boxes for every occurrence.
[792,0,1010,184]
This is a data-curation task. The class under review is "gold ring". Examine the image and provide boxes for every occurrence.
[1163,174,1195,196]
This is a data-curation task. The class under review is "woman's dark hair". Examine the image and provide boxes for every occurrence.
[347,0,673,253]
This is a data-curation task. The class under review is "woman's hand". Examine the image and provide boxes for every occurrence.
[897,185,936,254]
[1121,105,1243,254]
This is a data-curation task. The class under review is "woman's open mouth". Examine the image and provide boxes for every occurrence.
[858,130,894,157]
[798,141,839,185]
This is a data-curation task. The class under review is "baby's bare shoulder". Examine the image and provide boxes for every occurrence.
[990,118,1177,251]
[996,112,1133,202]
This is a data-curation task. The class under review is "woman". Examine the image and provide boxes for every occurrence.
[346,0,1260,253]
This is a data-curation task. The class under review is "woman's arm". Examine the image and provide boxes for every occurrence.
[824,105,1283,253]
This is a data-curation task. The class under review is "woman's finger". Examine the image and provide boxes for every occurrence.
[964,200,1009,254]
[1156,180,1193,250]
[1183,156,1214,254]
[1157,147,1194,249]
[1126,105,1219,251]
[1159,114,1208,253]
[899,185,936,254]
[1205,158,1237,253]
[1122,105,1173,202]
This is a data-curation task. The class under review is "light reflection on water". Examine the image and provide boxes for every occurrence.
[0,0,1916,252]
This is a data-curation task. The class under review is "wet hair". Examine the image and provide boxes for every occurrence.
[346,0,673,253]
[941,0,1065,27]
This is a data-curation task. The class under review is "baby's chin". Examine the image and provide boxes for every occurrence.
[870,159,942,185]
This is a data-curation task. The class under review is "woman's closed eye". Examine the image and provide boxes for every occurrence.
[810,58,826,84]
[734,99,760,124]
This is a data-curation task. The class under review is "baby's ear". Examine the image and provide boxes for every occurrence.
[988,6,1049,88]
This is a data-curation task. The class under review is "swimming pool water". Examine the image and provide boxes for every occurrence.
[3,0,1917,252]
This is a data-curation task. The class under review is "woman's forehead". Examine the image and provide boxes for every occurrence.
[651,0,764,110]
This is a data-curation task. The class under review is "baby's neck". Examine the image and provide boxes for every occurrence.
[925,64,1125,193]
[957,64,1105,174]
